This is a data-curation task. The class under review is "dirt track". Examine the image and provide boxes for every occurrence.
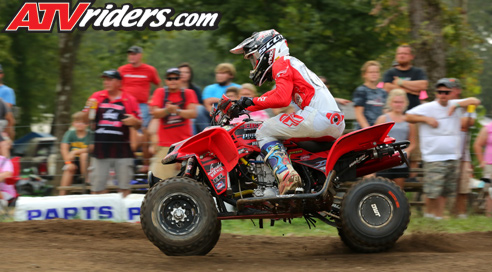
[1,220,491,272]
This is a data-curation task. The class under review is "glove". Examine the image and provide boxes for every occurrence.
[237,97,255,109]
[228,104,242,118]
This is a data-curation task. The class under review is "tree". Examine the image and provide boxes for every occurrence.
[409,0,447,91]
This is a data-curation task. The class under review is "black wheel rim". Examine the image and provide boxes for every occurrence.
[358,193,393,228]
[157,193,200,236]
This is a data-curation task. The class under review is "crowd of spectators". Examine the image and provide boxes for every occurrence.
[0,42,491,219]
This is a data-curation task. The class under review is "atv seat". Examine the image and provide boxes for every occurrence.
[296,140,335,153]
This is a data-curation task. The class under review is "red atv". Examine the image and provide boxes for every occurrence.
[140,96,411,256]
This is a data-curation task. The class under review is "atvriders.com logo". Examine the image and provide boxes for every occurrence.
[2,0,221,32]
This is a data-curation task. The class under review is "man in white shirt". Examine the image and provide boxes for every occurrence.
[406,78,480,220]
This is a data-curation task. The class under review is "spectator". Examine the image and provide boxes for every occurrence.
[178,63,203,105]
[0,98,15,157]
[353,60,387,129]
[384,45,428,182]
[118,45,161,173]
[448,78,476,218]
[0,64,16,108]
[195,63,241,133]
[149,68,198,180]
[473,119,492,217]
[0,155,14,210]
[383,44,428,110]
[225,86,240,100]
[406,78,480,220]
[375,88,416,189]
[59,112,90,196]
[179,63,203,135]
[83,70,141,197]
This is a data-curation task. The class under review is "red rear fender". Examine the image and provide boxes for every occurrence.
[325,122,394,175]
[163,127,239,172]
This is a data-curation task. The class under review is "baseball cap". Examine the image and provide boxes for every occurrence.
[448,78,461,89]
[165,67,180,76]
[435,78,454,89]
[127,45,143,54]
[101,70,122,80]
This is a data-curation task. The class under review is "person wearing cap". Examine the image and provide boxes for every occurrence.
[83,70,142,197]
[382,44,428,110]
[0,64,16,108]
[118,45,161,172]
[448,78,476,218]
[406,78,480,220]
[149,68,198,180]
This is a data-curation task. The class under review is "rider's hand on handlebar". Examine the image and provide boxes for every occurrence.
[238,97,255,109]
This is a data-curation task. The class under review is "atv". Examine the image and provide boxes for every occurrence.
[140,95,410,256]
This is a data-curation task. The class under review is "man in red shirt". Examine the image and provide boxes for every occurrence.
[149,68,198,179]
[84,70,141,197]
[118,46,161,172]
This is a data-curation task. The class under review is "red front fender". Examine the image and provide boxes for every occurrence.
[163,127,239,172]
[325,122,395,175]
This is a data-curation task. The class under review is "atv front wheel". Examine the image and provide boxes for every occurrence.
[140,177,221,256]
[339,177,410,252]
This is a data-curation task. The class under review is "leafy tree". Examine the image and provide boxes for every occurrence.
[164,0,401,98]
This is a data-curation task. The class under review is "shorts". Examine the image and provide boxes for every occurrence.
[91,158,134,192]
[139,103,152,128]
[483,164,492,180]
[377,167,410,179]
[423,160,459,199]
[150,146,179,180]
[457,161,472,194]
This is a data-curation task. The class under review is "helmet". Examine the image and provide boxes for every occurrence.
[230,29,289,86]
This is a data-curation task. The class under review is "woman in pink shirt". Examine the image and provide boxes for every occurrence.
[0,156,14,208]
[474,121,492,216]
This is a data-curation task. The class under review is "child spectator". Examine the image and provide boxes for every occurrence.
[353,61,387,130]
[59,112,90,196]
[233,83,270,122]
[225,86,240,100]
[0,155,14,209]
[374,89,416,189]
[149,68,198,180]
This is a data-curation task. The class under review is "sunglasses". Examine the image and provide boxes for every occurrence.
[166,77,180,81]
[437,90,451,95]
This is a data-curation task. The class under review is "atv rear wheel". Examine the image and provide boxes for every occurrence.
[339,177,410,252]
[140,176,221,256]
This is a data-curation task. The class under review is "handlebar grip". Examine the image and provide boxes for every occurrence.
[244,98,254,107]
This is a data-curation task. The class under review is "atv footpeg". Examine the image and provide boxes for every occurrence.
[236,171,336,214]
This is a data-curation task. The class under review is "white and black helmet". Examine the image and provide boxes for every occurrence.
[230,29,289,86]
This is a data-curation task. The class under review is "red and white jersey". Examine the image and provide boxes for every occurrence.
[247,56,339,113]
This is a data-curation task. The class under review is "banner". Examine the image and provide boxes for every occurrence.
[14,193,145,222]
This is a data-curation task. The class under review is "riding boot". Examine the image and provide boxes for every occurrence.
[261,141,302,195]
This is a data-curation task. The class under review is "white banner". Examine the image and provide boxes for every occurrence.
[14,193,145,222]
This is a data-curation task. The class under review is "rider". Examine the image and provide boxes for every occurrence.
[230,29,346,195]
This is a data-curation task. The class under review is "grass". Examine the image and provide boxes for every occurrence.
[220,209,492,237]
[2,206,491,237]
